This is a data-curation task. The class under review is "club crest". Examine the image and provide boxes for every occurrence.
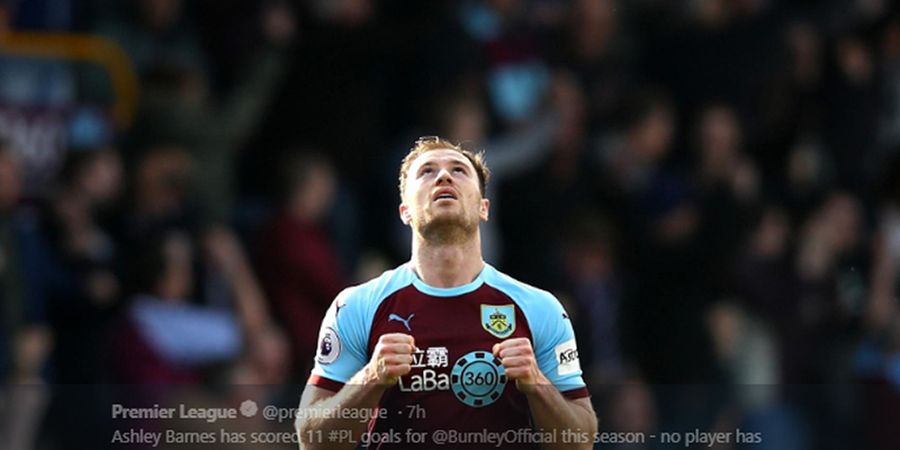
[481,304,515,338]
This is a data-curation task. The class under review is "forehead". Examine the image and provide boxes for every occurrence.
[408,149,474,171]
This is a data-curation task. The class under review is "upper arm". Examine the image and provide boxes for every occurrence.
[309,289,370,383]
[530,293,587,392]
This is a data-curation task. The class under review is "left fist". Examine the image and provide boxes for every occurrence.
[492,338,548,394]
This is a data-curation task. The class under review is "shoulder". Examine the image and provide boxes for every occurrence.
[481,265,562,312]
[483,266,573,348]
[319,264,416,348]
[334,263,416,312]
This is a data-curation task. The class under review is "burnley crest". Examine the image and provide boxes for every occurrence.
[481,304,515,338]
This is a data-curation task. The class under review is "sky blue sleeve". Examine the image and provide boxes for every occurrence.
[530,291,586,392]
[310,287,371,383]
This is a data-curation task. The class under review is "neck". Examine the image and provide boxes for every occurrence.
[411,231,484,288]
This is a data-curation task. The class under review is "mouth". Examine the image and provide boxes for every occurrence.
[432,189,458,203]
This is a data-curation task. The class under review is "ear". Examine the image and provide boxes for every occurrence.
[399,203,412,225]
[479,198,490,221]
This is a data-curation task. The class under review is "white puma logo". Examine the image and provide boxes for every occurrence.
[388,313,415,331]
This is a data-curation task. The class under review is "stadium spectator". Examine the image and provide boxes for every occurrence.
[0,142,51,382]
[824,35,880,193]
[758,22,825,185]
[257,153,346,377]
[692,103,760,296]
[552,0,633,129]
[117,143,198,245]
[0,142,52,450]
[561,211,623,380]
[39,147,122,383]
[498,72,591,288]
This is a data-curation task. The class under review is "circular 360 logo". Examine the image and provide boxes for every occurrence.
[450,351,507,408]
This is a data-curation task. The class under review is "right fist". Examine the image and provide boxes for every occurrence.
[369,333,416,385]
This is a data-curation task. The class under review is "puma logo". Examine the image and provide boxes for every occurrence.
[388,313,415,331]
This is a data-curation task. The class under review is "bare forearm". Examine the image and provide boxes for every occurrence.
[297,367,387,450]
[525,385,596,450]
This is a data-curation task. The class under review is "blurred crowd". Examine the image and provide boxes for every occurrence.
[2,0,900,449]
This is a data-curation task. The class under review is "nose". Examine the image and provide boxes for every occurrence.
[435,167,453,184]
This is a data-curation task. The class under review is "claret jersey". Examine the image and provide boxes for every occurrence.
[307,262,589,449]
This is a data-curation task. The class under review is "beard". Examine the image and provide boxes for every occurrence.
[414,207,478,245]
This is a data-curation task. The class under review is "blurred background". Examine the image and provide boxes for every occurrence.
[1,0,900,449]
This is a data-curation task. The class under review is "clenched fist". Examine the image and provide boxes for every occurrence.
[369,333,416,385]
[493,338,548,394]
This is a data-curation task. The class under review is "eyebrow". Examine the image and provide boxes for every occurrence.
[418,159,470,168]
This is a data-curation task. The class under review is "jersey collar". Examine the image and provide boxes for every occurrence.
[406,261,488,297]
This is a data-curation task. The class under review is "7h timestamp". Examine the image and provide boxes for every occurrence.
[404,404,426,419]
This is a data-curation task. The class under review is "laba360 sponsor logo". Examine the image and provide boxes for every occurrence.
[398,369,451,392]
[397,346,451,393]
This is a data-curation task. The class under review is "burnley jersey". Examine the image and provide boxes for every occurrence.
[307,262,589,449]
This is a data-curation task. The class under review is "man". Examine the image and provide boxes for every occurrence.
[296,137,597,449]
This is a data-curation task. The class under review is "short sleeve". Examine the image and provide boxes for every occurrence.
[309,287,370,388]
[532,294,588,398]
